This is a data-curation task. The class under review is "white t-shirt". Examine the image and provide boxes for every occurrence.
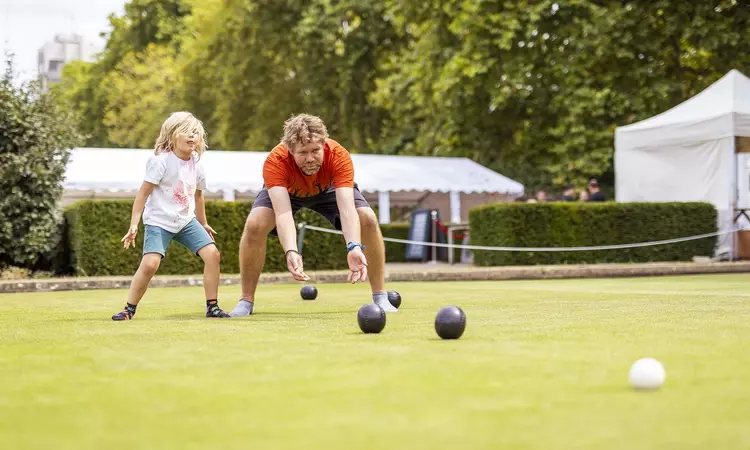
[142,152,206,233]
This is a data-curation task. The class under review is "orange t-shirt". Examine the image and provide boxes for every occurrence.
[262,138,355,198]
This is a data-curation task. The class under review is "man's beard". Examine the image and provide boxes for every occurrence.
[301,165,320,175]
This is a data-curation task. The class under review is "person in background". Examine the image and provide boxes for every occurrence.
[579,190,590,202]
[588,178,607,202]
[561,185,577,202]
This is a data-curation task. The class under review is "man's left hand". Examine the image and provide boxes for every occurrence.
[346,247,368,283]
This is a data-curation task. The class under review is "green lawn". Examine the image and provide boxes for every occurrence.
[1,274,749,449]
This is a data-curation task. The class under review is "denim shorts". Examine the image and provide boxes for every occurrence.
[143,217,214,257]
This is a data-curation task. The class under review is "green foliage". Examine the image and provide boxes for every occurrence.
[469,202,717,266]
[53,0,192,147]
[0,57,83,269]
[373,1,750,190]
[53,0,750,192]
[101,44,184,148]
[62,200,411,276]
[179,0,404,151]
[105,0,192,55]
[180,0,307,150]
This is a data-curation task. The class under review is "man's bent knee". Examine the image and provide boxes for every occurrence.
[358,207,380,231]
[243,207,276,240]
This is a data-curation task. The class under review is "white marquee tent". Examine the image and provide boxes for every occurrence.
[63,148,525,224]
[614,69,750,258]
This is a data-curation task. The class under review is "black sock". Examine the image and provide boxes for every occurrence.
[206,299,219,311]
[125,303,137,315]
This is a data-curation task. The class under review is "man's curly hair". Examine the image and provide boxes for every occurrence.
[281,114,329,151]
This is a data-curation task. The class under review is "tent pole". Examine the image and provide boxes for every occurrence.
[377,190,391,224]
[449,190,461,223]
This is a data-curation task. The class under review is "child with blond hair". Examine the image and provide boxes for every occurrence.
[112,112,230,320]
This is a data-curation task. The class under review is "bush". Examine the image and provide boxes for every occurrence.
[62,200,412,276]
[0,57,83,269]
[468,202,717,266]
[0,266,31,280]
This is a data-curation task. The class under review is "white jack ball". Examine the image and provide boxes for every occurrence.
[629,358,666,390]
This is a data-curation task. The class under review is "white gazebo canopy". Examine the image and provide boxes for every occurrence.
[615,69,750,257]
[63,148,524,224]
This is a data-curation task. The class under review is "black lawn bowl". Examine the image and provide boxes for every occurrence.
[435,306,466,340]
[387,290,402,309]
[357,304,386,334]
[300,285,318,300]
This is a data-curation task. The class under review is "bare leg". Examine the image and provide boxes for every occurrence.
[198,244,221,300]
[358,207,385,293]
[113,253,161,320]
[198,243,230,317]
[358,208,397,312]
[127,253,162,305]
[231,207,276,316]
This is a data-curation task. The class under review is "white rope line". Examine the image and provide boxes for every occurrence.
[299,223,739,252]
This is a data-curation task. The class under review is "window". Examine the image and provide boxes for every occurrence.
[48,60,63,72]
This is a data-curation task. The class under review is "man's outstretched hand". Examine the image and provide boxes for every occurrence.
[346,248,368,283]
[286,250,310,281]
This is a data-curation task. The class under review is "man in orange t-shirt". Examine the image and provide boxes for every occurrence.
[229,114,398,316]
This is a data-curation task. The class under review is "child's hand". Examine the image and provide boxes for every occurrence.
[204,224,217,239]
[121,226,138,249]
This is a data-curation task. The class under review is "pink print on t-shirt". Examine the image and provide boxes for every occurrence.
[173,180,194,210]
[172,157,196,210]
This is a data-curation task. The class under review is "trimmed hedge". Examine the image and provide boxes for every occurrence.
[63,200,411,276]
[468,202,717,266]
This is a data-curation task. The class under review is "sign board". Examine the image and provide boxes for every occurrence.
[405,209,432,261]
[405,208,449,261]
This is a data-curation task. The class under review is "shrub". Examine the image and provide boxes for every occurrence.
[62,200,412,276]
[469,202,717,266]
[0,57,83,269]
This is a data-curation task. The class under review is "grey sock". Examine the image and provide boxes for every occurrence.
[229,298,254,316]
[372,291,388,303]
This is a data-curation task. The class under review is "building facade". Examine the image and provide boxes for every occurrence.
[37,34,101,91]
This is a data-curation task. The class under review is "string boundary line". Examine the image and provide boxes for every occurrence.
[299,224,739,252]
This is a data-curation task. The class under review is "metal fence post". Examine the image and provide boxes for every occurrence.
[297,222,307,255]
[430,210,438,263]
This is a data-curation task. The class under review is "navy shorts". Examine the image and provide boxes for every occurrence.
[252,185,370,236]
[143,218,214,257]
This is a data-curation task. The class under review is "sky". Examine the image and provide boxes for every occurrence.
[0,0,126,81]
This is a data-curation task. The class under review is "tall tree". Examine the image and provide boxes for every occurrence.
[55,0,192,147]
[292,0,405,151]
[182,0,306,150]
[101,44,184,148]
[183,0,405,151]
[53,0,750,193]
[373,0,750,190]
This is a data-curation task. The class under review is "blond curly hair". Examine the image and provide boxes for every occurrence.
[154,111,207,158]
[281,114,328,151]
